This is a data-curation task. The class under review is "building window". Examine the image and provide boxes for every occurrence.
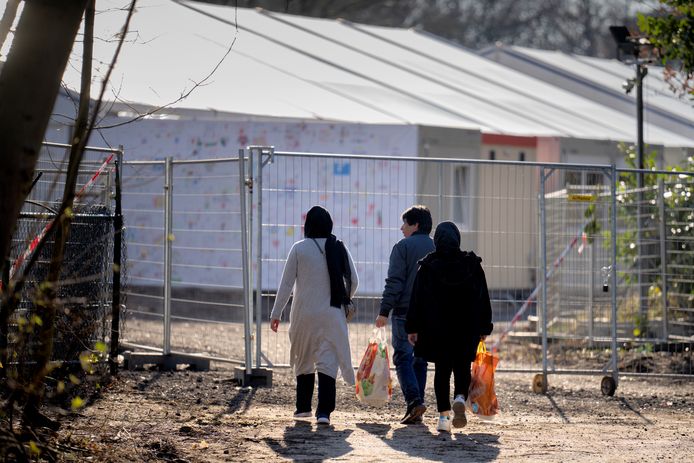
[565,171,605,187]
[565,171,582,186]
[489,150,496,160]
[587,172,604,185]
[519,151,525,162]
[452,166,470,229]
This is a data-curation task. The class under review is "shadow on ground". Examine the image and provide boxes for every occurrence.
[264,420,353,462]
[357,422,500,462]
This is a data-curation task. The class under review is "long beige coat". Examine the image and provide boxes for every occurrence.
[270,238,358,385]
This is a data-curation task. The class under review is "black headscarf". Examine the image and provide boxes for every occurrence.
[304,206,352,308]
[433,221,461,253]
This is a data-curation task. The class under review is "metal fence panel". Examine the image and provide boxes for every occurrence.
[119,160,166,353]
[258,151,563,373]
[253,150,692,386]
[121,158,246,364]
[115,146,692,384]
[542,166,616,376]
[613,169,693,376]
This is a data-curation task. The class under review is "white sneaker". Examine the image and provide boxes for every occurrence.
[293,411,312,419]
[316,415,330,425]
[452,395,467,428]
[436,415,451,432]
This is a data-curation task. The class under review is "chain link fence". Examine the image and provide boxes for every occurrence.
[3,142,121,381]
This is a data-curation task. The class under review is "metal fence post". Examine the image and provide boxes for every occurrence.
[253,147,263,369]
[540,167,549,381]
[110,146,124,374]
[239,149,253,375]
[610,164,619,385]
[104,157,113,206]
[438,163,443,221]
[657,178,668,341]
[163,157,173,356]
[588,241,594,347]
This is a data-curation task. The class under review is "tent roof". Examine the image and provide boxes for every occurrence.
[58,0,694,146]
[480,44,694,141]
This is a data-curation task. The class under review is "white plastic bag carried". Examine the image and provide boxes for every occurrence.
[355,327,393,406]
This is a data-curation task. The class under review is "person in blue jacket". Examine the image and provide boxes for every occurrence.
[375,205,435,424]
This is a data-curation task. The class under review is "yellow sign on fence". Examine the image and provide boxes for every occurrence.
[567,193,595,202]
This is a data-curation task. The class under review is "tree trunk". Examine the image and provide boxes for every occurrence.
[0,0,88,273]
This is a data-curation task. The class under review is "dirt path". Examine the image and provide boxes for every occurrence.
[56,368,694,462]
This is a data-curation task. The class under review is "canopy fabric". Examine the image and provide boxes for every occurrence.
[57,0,693,147]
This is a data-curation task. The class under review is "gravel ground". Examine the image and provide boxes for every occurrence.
[53,365,694,462]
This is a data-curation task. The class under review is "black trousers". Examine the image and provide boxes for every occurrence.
[434,359,472,413]
[296,372,336,417]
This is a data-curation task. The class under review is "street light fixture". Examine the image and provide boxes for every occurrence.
[609,25,657,172]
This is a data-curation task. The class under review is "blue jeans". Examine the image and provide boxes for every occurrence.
[391,316,428,407]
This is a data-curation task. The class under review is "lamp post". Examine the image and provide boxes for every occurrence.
[609,26,656,173]
[609,25,657,327]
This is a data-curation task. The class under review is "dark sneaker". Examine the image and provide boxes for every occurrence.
[293,411,312,419]
[400,403,427,424]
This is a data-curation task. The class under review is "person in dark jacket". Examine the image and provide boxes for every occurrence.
[406,221,493,433]
[375,205,435,424]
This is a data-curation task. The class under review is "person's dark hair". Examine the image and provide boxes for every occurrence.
[401,205,432,234]
[305,205,333,238]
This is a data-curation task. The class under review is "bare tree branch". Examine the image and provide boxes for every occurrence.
[96,0,238,130]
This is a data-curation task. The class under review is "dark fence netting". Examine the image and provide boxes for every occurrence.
[6,204,115,380]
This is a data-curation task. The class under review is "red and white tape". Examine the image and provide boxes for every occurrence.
[491,229,582,351]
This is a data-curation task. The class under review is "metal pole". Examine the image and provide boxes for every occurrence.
[636,65,645,176]
[104,157,113,206]
[438,163,443,223]
[163,157,173,355]
[657,178,668,341]
[247,151,254,372]
[610,165,619,385]
[636,64,647,323]
[588,241,594,347]
[238,149,253,375]
[109,147,123,374]
[540,168,549,380]
[254,148,264,369]
[0,258,9,379]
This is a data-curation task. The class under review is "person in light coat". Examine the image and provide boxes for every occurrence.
[270,206,358,425]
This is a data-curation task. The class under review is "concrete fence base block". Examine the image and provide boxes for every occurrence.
[234,366,273,387]
[124,352,211,371]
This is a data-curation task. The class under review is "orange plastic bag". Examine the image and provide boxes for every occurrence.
[466,341,499,418]
[355,328,393,406]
